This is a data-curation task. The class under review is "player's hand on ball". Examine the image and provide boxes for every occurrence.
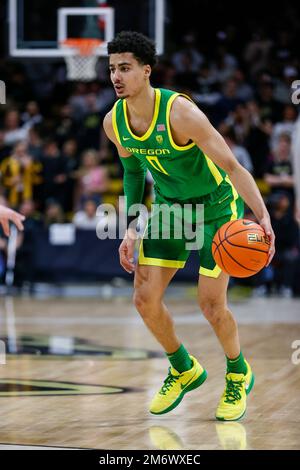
[259,216,275,266]
[119,228,137,273]
[0,205,25,237]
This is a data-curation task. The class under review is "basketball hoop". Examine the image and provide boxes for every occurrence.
[61,38,103,81]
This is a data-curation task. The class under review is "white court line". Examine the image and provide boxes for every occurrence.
[0,444,83,450]
[7,311,300,326]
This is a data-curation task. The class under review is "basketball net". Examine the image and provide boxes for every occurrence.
[61,38,102,81]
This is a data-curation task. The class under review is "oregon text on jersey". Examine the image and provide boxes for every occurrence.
[125,147,171,156]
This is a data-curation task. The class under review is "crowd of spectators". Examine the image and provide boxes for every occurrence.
[0,21,299,294]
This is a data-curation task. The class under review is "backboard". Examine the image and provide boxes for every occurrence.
[8,0,165,58]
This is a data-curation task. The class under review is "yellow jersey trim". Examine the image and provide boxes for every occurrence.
[199,265,222,278]
[112,100,121,145]
[204,154,224,186]
[225,175,239,221]
[123,88,161,141]
[138,240,186,269]
[166,93,196,151]
[146,156,169,175]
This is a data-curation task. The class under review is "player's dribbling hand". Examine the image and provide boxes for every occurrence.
[259,216,275,266]
[118,228,137,273]
[0,205,25,237]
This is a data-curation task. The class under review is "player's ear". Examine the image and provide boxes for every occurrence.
[144,64,151,79]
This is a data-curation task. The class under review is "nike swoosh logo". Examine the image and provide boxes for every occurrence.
[122,137,130,141]
[181,370,197,390]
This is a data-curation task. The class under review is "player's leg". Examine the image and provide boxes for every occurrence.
[198,271,241,359]
[133,263,180,353]
[134,263,207,415]
[135,202,190,355]
[198,272,254,421]
[135,197,207,414]
[197,177,254,420]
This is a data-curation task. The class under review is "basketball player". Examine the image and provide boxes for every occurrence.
[0,204,25,236]
[103,31,275,421]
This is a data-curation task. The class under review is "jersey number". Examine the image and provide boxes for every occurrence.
[146,156,169,175]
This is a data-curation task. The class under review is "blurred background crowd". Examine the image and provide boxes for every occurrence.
[0,0,299,295]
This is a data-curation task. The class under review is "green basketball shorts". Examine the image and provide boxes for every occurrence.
[138,176,244,278]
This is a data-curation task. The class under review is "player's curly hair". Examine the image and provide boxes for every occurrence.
[107,31,157,68]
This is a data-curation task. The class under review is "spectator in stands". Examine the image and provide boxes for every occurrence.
[62,139,80,213]
[223,103,251,144]
[172,33,204,74]
[19,199,41,227]
[68,82,89,120]
[14,200,42,288]
[151,60,175,90]
[244,29,273,79]
[6,67,33,104]
[0,141,42,208]
[222,126,253,173]
[21,101,43,128]
[40,139,68,211]
[271,104,298,151]
[215,78,243,126]
[256,74,283,123]
[73,197,99,229]
[264,133,294,203]
[27,125,43,160]
[242,100,272,178]
[44,198,65,227]
[274,65,298,105]
[74,149,109,208]
[0,130,11,163]
[55,104,78,147]
[210,44,238,84]
[233,69,254,102]
[78,94,103,150]
[2,109,30,146]
[196,61,219,95]
[269,192,300,297]
[89,80,115,115]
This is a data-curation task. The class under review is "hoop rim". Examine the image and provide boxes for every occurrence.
[61,38,103,56]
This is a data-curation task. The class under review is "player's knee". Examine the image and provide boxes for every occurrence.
[133,288,158,315]
[199,299,226,325]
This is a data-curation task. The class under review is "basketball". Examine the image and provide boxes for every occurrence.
[212,219,270,278]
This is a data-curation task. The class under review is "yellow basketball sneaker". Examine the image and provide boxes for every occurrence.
[215,360,255,421]
[149,355,207,415]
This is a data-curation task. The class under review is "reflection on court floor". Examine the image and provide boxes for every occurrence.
[0,295,299,450]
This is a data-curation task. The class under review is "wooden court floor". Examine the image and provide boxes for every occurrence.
[0,294,299,450]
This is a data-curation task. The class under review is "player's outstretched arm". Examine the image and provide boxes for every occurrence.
[170,97,275,265]
[0,205,25,237]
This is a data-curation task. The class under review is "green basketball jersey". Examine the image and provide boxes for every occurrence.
[112,88,227,200]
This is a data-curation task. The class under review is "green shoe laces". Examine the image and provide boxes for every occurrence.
[159,368,182,396]
[224,377,244,404]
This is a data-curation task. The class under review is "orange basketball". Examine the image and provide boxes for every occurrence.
[212,219,270,278]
